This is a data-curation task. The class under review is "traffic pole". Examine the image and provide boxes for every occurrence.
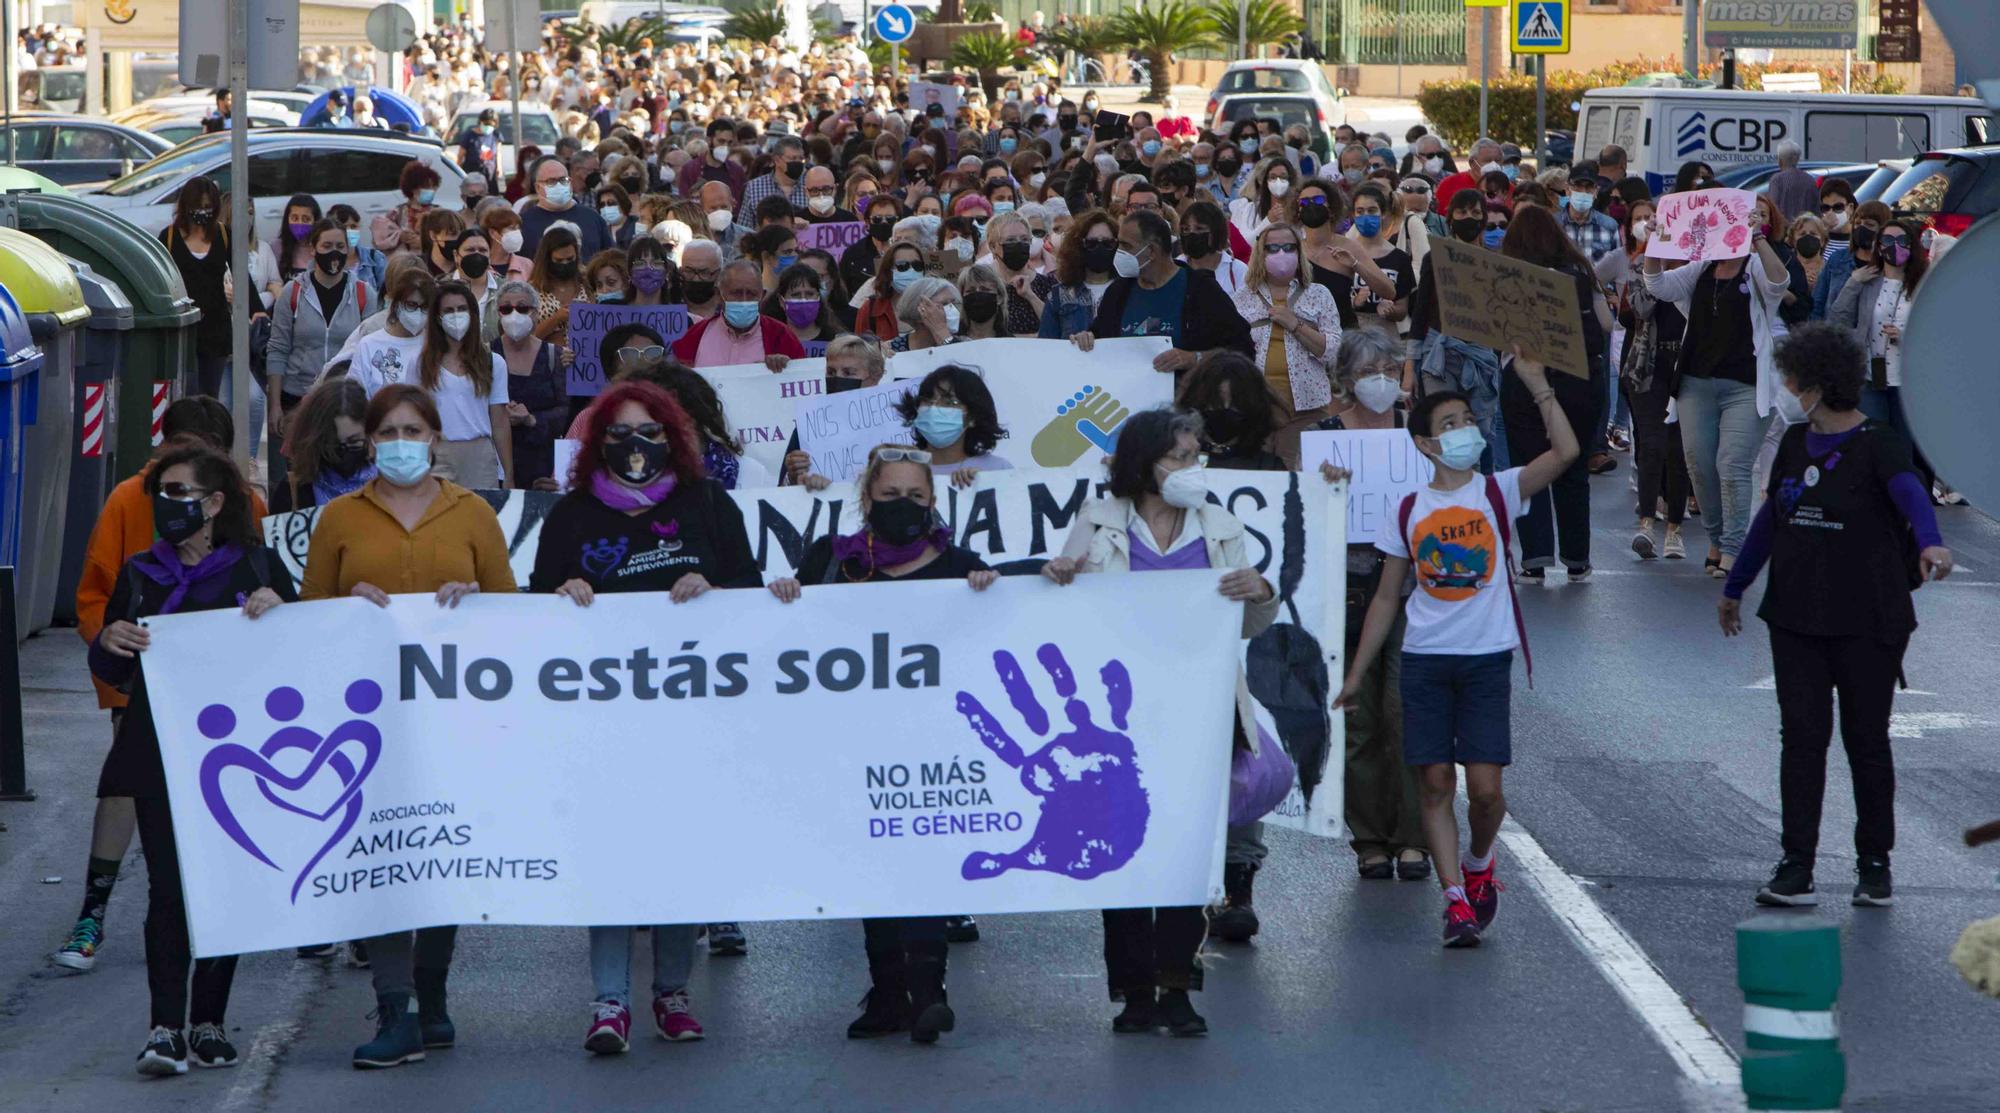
[1478,7,1490,140]
[228,0,252,467]
[0,566,33,802]
[508,0,525,161]
[1533,55,1545,168]
[1738,917,1845,1111]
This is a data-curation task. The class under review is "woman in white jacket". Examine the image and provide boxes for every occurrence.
[1642,227,1791,577]
[1041,408,1278,1039]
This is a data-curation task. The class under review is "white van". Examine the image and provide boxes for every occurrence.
[1576,88,1993,193]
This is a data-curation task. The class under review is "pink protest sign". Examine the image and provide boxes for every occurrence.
[1645,187,1757,263]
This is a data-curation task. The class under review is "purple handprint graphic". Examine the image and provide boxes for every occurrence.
[954,644,1149,881]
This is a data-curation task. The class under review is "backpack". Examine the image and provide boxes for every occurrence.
[1397,474,1532,686]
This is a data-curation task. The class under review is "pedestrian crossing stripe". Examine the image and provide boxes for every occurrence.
[1511,0,1569,54]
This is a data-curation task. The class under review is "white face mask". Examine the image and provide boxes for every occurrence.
[500,310,534,340]
[1479,161,1503,176]
[1423,156,1443,174]
[1266,177,1290,198]
[1353,374,1400,414]
[1112,247,1143,278]
[439,310,471,340]
[500,229,524,254]
[707,208,734,232]
[1774,385,1818,425]
[396,306,428,335]
[1029,172,1046,190]
[1158,463,1208,510]
[808,194,835,214]
[946,238,973,261]
[941,303,961,333]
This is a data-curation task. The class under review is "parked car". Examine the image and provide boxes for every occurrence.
[446,100,562,178]
[1880,147,2000,239]
[111,99,297,146]
[1205,60,1344,135]
[82,128,466,236]
[1852,159,1912,204]
[1212,94,1334,158]
[0,114,175,186]
[15,66,86,112]
[1713,160,1854,192]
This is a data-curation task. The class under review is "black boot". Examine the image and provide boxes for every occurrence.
[1112,986,1159,1033]
[907,943,955,1044]
[1158,989,1208,1037]
[1212,863,1260,942]
[847,949,910,1039]
[413,967,454,1049]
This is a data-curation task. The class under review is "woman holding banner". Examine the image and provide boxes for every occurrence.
[531,379,763,1056]
[764,445,999,1043]
[894,365,1012,485]
[1041,408,1279,1036]
[301,384,518,1069]
[91,441,297,1074]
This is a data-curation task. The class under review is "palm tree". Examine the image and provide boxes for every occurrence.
[1112,0,1221,101]
[721,0,786,43]
[1202,0,1303,59]
[557,17,670,53]
[948,32,1024,101]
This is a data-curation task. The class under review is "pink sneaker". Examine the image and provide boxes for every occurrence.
[653,989,705,1042]
[584,999,631,1055]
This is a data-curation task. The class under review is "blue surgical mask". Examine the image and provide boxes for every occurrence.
[998,137,1017,154]
[1195,162,1212,178]
[1482,228,1506,250]
[1354,214,1382,238]
[544,180,573,206]
[1501,165,1519,182]
[345,228,361,248]
[1434,425,1486,471]
[723,299,761,328]
[777,253,796,272]
[600,204,624,224]
[417,188,436,204]
[992,200,1015,215]
[913,404,965,448]
[1141,139,1162,158]
[373,439,433,486]
[891,267,921,292]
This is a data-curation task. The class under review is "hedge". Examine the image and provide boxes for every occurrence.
[1416,56,1906,152]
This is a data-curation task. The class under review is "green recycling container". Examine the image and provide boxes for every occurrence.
[0,191,200,485]
[0,227,88,637]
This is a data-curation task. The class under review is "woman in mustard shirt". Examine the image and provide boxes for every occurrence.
[300,382,516,1070]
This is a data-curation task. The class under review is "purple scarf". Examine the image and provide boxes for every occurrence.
[132,540,246,615]
[830,525,952,575]
[590,468,677,511]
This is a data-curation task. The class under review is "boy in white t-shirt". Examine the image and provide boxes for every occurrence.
[1338,357,1578,947]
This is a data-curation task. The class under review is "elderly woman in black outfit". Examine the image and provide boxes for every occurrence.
[91,441,296,1075]
[766,445,999,1045]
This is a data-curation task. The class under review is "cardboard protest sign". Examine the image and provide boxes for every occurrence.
[1646,187,1756,263]
[909,79,963,121]
[798,220,867,262]
[1299,429,1434,544]
[1429,238,1591,379]
[795,378,921,483]
[565,303,691,397]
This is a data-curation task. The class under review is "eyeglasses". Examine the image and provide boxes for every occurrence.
[1265,243,1299,254]
[1399,184,1431,194]
[1297,195,1328,208]
[498,304,535,316]
[892,260,925,273]
[616,345,667,366]
[1820,202,1849,213]
[157,482,209,500]
[606,422,667,440]
[874,447,934,464]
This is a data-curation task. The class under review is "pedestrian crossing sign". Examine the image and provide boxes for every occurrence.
[1512,0,1569,54]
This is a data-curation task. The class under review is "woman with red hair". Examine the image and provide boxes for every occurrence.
[527,378,766,1056]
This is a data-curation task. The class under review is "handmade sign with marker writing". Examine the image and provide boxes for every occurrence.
[798,221,867,262]
[565,303,691,397]
[1429,238,1591,379]
[1646,187,1756,263]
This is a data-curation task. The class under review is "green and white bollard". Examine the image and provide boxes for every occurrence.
[1738,917,1844,1111]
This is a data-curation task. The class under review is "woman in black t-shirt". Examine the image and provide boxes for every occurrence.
[530,379,763,1056]
[1313,182,1414,332]
[765,445,997,1046]
[159,175,231,397]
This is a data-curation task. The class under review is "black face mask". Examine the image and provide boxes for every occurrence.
[683,278,717,304]
[1297,203,1330,229]
[826,375,866,393]
[1058,115,1077,131]
[1851,226,1878,253]
[584,171,603,191]
[999,242,1031,271]
[329,441,369,476]
[1287,138,1305,150]
[1216,158,1241,179]
[869,216,896,242]
[458,253,490,279]
[188,208,215,226]
[1450,216,1484,243]
[963,291,1000,322]
[151,493,209,544]
[867,496,932,544]
[315,249,347,276]
[1797,235,1824,258]
[548,259,579,280]
[1201,407,1246,447]
[784,158,805,180]
[620,177,644,196]
[1082,240,1117,274]
[1180,230,1213,259]
[602,434,670,484]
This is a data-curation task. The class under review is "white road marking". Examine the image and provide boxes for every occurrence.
[1889,712,1989,739]
[1495,816,1745,1103]
[219,957,319,1112]
[1744,674,1938,696]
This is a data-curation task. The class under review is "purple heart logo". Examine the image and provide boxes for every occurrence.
[198,680,383,903]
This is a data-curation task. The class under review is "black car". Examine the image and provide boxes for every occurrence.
[0,114,175,186]
[1880,148,2000,239]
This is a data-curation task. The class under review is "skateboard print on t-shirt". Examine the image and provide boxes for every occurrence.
[1410,504,1495,602]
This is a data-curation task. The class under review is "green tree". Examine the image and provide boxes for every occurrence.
[721,0,787,43]
[949,31,1025,101]
[1112,1,1221,101]
[557,17,669,53]
[1203,0,1302,59]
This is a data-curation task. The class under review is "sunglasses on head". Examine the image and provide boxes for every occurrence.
[606,422,667,441]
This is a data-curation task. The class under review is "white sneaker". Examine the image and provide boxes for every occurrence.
[1631,521,1657,560]
[1663,526,1686,560]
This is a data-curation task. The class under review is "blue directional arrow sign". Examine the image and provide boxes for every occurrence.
[873,4,916,43]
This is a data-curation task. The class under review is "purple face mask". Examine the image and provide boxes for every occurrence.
[631,263,667,293]
[1882,239,1912,267]
[783,297,821,327]
[287,221,313,240]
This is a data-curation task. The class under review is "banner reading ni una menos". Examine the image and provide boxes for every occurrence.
[142,575,1240,958]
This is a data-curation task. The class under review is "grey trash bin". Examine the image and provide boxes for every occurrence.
[53,262,133,626]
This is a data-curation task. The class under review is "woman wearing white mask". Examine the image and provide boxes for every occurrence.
[417,281,514,489]
[1227,156,1295,250]
[889,274,964,353]
[494,280,566,487]
[1041,407,1277,1037]
[1232,223,1338,466]
[346,268,437,397]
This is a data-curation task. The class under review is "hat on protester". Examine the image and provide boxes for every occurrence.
[1500,143,1524,164]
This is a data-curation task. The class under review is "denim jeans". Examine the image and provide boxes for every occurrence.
[1675,376,1762,556]
[1753,412,1793,516]
[589,924,697,1005]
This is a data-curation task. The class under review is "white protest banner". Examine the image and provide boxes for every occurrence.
[888,337,1174,470]
[696,359,828,481]
[552,438,580,492]
[798,220,866,262]
[263,467,1348,838]
[1299,429,1433,544]
[1646,187,1756,263]
[794,378,919,483]
[566,303,691,397]
[143,575,1239,957]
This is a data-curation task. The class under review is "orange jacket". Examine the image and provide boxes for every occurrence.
[76,463,269,709]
